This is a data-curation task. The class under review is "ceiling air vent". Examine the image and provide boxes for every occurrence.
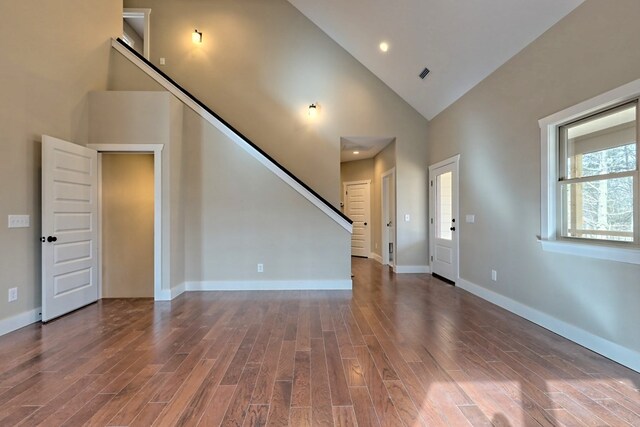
[419,67,430,79]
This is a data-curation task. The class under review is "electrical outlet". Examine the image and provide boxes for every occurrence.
[257,263,264,273]
[8,287,17,302]
[491,270,497,281]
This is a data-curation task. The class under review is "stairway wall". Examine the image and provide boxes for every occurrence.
[90,90,351,291]
[122,0,430,268]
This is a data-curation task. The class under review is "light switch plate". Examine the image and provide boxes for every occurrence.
[404,214,410,222]
[8,215,30,228]
[466,214,476,223]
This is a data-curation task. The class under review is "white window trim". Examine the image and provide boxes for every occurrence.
[538,78,640,265]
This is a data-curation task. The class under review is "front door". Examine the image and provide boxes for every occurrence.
[42,135,99,322]
[430,157,458,283]
[344,181,371,257]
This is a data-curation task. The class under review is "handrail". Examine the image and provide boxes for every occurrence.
[111,38,352,231]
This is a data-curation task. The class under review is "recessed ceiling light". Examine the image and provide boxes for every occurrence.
[379,42,389,53]
[353,151,360,155]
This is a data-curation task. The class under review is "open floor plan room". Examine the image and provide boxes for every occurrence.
[0,258,638,426]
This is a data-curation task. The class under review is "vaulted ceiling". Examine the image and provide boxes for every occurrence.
[288,0,584,120]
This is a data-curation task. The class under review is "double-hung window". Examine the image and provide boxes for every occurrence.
[539,79,640,264]
[558,101,638,244]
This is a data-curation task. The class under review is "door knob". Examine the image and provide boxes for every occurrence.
[364,222,368,226]
[450,227,456,231]
[47,236,57,243]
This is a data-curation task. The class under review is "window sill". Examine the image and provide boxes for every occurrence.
[539,239,640,265]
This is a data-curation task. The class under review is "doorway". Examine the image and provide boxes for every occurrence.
[123,8,151,59]
[381,168,396,268]
[89,143,163,300]
[101,153,154,298]
[429,155,460,284]
[343,180,371,257]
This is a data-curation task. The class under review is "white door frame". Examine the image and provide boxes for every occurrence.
[428,154,460,282]
[123,8,152,60]
[89,144,163,300]
[381,168,396,268]
[343,179,372,258]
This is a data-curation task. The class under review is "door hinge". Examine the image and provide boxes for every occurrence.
[430,256,433,261]
[430,218,433,224]
[430,180,433,187]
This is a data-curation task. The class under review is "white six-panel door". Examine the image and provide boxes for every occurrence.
[42,135,99,322]
[344,180,371,258]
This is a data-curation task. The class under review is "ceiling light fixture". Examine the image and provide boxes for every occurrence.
[192,29,203,44]
[353,151,360,155]
[308,103,318,117]
[379,41,389,52]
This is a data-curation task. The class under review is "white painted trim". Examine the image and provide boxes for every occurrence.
[88,144,164,301]
[381,168,396,269]
[343,179,372,186]
[428,154,460,282]
[394,265,430,274]
[539,239,640,265]
[457,277,640,373]
[185,280,352,291]
[123,8,151,60]
[370,252,383,264]
[111,39,351,234]
[539,78,640,262]
[0,308,42,337]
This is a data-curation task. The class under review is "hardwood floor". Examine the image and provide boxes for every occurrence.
[0,258,639,426]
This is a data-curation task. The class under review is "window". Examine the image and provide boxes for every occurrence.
[539,78,640,265]
[558,102,638,243]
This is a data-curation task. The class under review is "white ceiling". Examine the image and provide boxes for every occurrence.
[288,0,584,120]
[341,136,394,162]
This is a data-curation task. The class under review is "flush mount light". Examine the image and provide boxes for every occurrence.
[308,103,318,117]
[192,29,203,44]
[353,151,360,155]
[379,41,389,52]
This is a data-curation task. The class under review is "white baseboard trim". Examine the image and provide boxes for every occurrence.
[394,265,430,274]
[369,253,383,264]
[185,280,352,291]
[155,282,186,301]
[457,278,640,373]
[0,308,42,337]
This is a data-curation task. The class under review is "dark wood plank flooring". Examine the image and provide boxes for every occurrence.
[0,258,639,426]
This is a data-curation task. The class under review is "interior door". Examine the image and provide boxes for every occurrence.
[430,161,458,283]
[382,172,395,266]
[345,181,371,257]
[42,135,99,322]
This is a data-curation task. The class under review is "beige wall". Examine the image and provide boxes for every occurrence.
[123,0,430,268]
[0,1,121,324]
[183,107,351,282]
[102,154,154,298]
[428,0,640,353]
